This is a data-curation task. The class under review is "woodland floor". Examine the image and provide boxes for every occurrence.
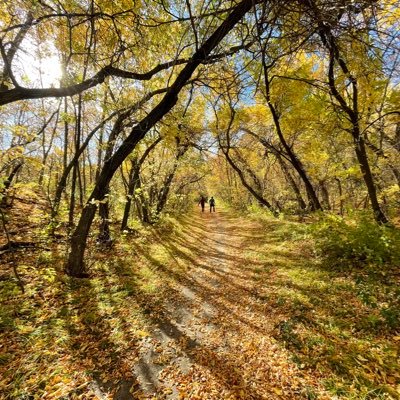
[0,198,399,399]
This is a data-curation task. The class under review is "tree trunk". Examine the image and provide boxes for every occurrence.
[390,165,400,187]
[121,197,133,231]
[66,0,257,276]
[63,97,69,172]
[262,55,322,211]
[222,147,277,214]
[77,162,84,208]
[52,108,124,222]
[307,0,388,224]
[121,137,162,230]
[96,111,130,243]
[156,144,188,215]
[121,160,137,231]
[353,135,388,224]
[1,161,23,207]
[136,176,151,224]
[98,198,112,244]
[68,95,83,228]
[335,177,344,216]
[68,160,77,228]
[234,149,265,196]
[319,180,331,210]
[276,152,307,210]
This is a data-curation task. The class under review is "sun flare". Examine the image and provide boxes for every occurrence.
[16,39,62,88]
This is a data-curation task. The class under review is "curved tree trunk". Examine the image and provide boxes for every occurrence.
[303,0,388,224]
[261,53,322,211]
[364,134,400,188]
[1,161,23,208]
[276,152,307,210]
[121,137,162,230]
[243,128,308,210]
[221,145,278,215]
[66,0,258,276]
[353,135,388,223]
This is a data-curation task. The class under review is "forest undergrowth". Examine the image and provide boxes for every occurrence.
[0,195,399,399]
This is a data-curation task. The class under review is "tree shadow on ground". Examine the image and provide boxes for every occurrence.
[113,268,274,400]
[155,210,400,398]
[50,254,143,398]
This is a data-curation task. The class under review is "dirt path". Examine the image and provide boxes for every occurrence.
[130,209,325,400]
[3,200,398,399]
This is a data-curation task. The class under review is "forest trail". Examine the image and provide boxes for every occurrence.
[130,208,325,400]
[2,203,398,399]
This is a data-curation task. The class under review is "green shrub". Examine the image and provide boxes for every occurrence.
[380,306,400,330]
[310,213,400,268]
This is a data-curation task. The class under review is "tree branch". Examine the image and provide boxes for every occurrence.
[0,42,253,105]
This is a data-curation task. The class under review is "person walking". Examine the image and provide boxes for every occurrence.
[209,196,216,212]
[198,196,206,212]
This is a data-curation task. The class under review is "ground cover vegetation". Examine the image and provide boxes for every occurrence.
[0,0,399,398]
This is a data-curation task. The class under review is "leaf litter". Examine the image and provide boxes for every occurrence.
[1,202,399,399]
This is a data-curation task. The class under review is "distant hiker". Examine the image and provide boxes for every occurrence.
[209,196,215,212]
[198,196,206,212]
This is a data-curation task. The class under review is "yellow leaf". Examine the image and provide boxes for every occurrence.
[18,324,35,334]
[272,387,283,396]
[136,330,150,338]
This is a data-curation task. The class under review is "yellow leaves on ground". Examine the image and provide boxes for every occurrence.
[2,208,400,399]
[136,330,151,338]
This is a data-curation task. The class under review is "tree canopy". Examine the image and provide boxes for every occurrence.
[1,0,399,274]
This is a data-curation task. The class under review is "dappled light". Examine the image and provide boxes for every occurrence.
[2,206,399,398]
[1,0,400,398]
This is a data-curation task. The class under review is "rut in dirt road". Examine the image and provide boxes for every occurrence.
[131,209,326,400]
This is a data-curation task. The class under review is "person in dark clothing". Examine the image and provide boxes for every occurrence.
[198,196,206,212]
[209,196,215,212]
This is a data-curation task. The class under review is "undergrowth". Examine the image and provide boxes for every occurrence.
[310,212,400,270]
[1,206,400,399]
[241,206,400,399]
